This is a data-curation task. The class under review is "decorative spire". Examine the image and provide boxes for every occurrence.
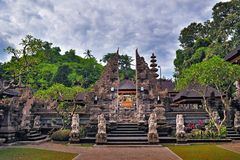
[150,53,159,78]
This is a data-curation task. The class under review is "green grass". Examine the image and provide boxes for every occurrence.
[167,144,240,160]
[0,148,78,160]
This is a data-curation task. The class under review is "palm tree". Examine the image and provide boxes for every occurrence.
[83,49,94,59]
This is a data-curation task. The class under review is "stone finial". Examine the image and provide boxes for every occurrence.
[69,114,80,142]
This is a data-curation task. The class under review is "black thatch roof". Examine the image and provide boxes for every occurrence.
[2,89,20,97]
[119,79,136,90]
[225,45,240,61]
[173,85,221,103]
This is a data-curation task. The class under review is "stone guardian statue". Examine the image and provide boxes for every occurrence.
[96,113,107,144]
[148,112,159,144]
[69,114,80,142]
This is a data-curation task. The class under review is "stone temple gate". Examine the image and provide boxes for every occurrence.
[89,49,161,123]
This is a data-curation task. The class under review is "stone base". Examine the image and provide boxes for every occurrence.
[176,138,187,144]
[148,133,159,144]
[69,132,80,143]
[96,133,107,144]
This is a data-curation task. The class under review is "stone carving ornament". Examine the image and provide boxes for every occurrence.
[69,114,80,142]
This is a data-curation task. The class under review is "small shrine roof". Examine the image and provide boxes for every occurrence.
[119,79,136,90]
[225,45,240,62]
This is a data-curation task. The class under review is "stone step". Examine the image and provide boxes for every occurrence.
[227,131,237,134]
[27,135,47,141]
[108,134,147,137]
[107,141,149,145]
[117,125,139,128]
[108,137,148,141]
[227,137,240,140]
[115,128,140,131]
[27,132,41,137]
[29,130,38,134]
[117,123,139,126]
[227,134,240,137]
[110,130,145,134]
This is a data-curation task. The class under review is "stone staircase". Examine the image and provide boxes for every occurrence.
[226,126,240,140]
[107,123,148,145]
[26,130,47,141]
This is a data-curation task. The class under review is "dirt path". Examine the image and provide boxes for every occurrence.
[5,142,182,160]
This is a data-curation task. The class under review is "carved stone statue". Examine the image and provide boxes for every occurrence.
[153,105,166,121]
[148,112,159,143]
[176,114,185,139]
[33,115,41,130]
[136,104,145,122]
[69,114,80,142]
[234,111,240,131]
[96,113,107,144]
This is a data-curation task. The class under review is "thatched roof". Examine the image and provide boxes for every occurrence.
[173,85,221,104]
[225,45,240,62]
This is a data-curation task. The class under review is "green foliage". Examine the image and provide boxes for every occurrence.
[174,0,240,76]
[51,129,71,141]
[101,53,135,80]
[35,83,85,100]
[79,125,86,138]
[1,35,103,90]
[176,56,240,94]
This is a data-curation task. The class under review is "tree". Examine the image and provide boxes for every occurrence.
[174,0,240,77]
[83,49,94,59]
[35,84,86,128]
[53,64,72,87]
[101,53,135,80]
[1,35,44,94]
[176,56,240,135]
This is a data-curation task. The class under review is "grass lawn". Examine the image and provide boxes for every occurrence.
[167,144,240,160]
[0,148,78,160]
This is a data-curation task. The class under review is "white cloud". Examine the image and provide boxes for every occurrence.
[0,0,224,78]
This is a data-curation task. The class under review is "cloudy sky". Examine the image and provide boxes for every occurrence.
[0,0,227,78]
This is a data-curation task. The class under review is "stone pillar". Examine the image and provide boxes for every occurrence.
[176,114,186,143]
[96,113,107,144]
[148,112,159,144]
[69,114,80,142]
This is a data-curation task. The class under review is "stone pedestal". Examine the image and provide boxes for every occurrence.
[96,133,107,144]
